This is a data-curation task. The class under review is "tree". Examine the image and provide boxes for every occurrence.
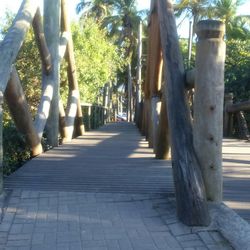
[211,0,250,40]
[61,18,125,104]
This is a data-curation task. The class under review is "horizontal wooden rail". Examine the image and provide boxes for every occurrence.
[226,100,250,113]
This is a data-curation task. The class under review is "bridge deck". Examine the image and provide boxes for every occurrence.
[5,123,250,222]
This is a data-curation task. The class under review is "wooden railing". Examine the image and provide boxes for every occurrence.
[0,0,101,193]
[137,0,226,226]
[224,94,250,140]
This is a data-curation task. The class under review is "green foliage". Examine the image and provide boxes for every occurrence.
[68,18,125,103]
[225,40,250,101]
[3,123,31,175]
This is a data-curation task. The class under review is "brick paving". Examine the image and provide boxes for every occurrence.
[1,123,236,249]
[0,190,232,250]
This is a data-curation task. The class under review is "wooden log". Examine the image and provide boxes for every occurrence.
[224,93,234,137]
[155,92,171,159]
[151,96,161,153]
[59,99,66,139]
[193,20,226,203]
[227,100,250,113]
[0,0,38,92]
[236,111,250,140]
[185,69,195,89]
[32,8,52,75]
[43,0,60,147]
[127,64,133,122]
[0,92,3,194]
[135,21,142,127]
[157,0,210,226]
[61,0,85,138]
[5,68,43,156]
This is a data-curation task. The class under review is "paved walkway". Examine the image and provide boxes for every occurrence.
[1,122,247,249]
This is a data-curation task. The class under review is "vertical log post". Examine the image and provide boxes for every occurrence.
[135,21,143,126]
[224,93,234,137]
[0,92,3,195]
[44,0,60,147]
[5,68,43,156]
[127,64,133,122]
[193,20,226,202]
[157,0,210,226]
[236,111,250,140]
[61,0,85,138]
[155,92,171,159]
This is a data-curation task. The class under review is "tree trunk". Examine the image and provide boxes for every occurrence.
[157,0,210,226]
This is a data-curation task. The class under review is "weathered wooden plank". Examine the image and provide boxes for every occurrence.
[0,0,38,92]
[157,0,210,225]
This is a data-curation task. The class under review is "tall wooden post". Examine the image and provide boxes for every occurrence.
[0,92,3,195]
[155,92,171,159]
[61,0,85,138]
[224,93,234,137]
[157,0,210,226]
[193,20,226,202]
[127,64,133,122]
[44,0,60,147]
[135,21,143,126]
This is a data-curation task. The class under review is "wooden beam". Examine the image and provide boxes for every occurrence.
[155,92,171,159]
[0,0,38,92]
[61,0,85,138]
[5,68,43,156]
[193,20,226,203]
[0,92,3,194]
[32,8,52,75]
[227,100,250,113]
[157,0,210,226]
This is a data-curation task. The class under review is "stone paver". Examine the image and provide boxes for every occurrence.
[0,190,232,250]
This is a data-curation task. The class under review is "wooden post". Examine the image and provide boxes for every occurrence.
[5,68,43,156]
[0,92,3,194]
[32,8,52,75]
[157,0,210,226]
[61,0,85,138]
[0,0,38,92]
[155,92,171,159]
[44,0,60,147]
[193,20,226,203]
[236,111,250,140]
[127,64,133,122]
[135,21,143,126]
[151,95,161,152]
[224,93,233,137]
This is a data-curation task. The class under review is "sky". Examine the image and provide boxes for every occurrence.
[0,0,249,38]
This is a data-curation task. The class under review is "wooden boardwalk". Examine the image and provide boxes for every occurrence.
[5,123,250,222]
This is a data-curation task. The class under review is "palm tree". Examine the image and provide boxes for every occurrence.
[76,0,112,20]
[174,0,211,33]
[211,0,250,40]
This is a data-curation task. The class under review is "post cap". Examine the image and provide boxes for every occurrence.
[196,20,225,39]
